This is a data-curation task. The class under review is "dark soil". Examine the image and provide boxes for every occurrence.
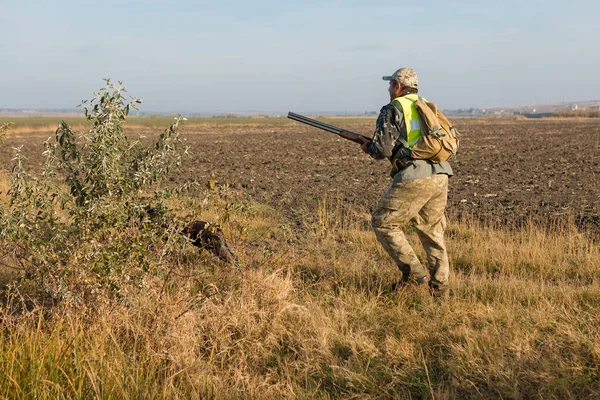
[2,118,599,230]
[177,119,600,230]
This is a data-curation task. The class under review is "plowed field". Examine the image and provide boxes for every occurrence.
[177,118,600,229]
[2,118,599,229]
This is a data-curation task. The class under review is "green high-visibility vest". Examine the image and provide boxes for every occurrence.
[391,93,422,148]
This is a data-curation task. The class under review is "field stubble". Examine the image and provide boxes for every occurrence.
[0,117,599,398]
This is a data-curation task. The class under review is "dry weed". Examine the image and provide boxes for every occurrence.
[0,186,599,398]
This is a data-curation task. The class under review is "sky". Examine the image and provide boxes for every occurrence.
[1,0,599,114]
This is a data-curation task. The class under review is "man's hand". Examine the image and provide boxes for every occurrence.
[357,136,371,154]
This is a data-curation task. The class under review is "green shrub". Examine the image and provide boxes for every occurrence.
[0,80,192,305]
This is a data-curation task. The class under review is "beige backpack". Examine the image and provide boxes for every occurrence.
[396,98,459,163]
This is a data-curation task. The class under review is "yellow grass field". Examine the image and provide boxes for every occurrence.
[0,117,599,398]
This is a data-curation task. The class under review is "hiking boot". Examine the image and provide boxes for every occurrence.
[391,273,429,291]
[428,281,450,298]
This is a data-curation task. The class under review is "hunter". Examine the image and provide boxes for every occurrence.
[358,68,453,297]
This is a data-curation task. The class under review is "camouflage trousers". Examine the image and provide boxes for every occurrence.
[371,174,450,286]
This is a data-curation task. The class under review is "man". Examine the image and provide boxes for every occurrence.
[358,68,453,297]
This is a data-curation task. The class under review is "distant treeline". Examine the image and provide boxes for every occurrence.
[553,109,600,118]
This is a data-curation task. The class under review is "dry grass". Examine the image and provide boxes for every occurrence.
[1,115,599,397]
[0,170,9,204]
[0,191,598,399]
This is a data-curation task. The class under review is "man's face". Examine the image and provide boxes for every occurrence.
[388,80,402,100]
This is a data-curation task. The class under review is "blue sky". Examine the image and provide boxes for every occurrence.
[1,0,599,113]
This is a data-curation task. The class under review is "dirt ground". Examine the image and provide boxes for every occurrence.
[2,118,599,229]
[177,118,600,229]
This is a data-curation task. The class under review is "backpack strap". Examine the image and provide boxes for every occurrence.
[412,97,448,138]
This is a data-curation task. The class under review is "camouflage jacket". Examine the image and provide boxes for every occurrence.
[367,102,453,182]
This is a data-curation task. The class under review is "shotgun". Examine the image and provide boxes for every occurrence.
[287,112,372,144]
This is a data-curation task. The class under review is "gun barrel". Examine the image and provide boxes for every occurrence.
[287,112,371,144]
[287,112,341,135]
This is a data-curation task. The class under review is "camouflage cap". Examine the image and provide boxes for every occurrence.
[382,68,418,88]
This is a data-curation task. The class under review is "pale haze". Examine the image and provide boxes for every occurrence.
[1,0,599,114]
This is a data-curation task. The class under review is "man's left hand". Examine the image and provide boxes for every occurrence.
[358,137,370,154]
